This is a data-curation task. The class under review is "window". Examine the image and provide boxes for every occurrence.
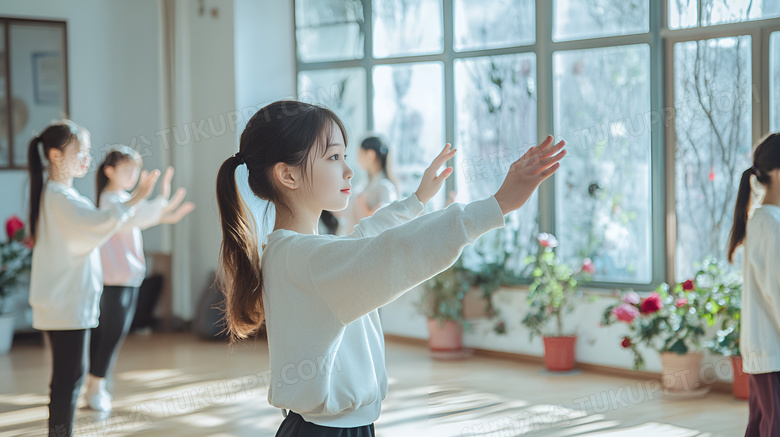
[553,0,649,41]
[554,45,652,283]
[673,36,753,280]
[295,1,779,288]
[669,0,780,29]
[372,0,443,58]
[454,0,534,51]
[295,0,364,63]
[373,62,445,205]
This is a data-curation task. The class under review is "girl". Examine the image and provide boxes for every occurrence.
[84,146,195,412]
[27,121,160,437]
[727,132,780,437]
[350,136,399,225]
[215,100,565,436]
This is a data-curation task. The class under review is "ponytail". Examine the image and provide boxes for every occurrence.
[27,136,45,244]
[727,168,753,263]
[215,155,264,340]
[729,133,780,263]
[26,120,85,244]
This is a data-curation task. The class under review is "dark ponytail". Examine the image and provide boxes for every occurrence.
[96,146,142,207]
[27,120,86,244]
[728,133,780,263]
[215,100,347,341]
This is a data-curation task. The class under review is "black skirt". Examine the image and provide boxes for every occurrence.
[275,411,375,437]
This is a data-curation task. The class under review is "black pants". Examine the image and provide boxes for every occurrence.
[275,411,375,437]
[46,329,89,437]
[745,372,780,436]
[89,286,139,378]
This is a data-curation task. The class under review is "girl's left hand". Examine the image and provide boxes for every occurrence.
[414,143,456,205]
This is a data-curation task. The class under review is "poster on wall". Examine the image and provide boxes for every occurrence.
[0,19,68,170]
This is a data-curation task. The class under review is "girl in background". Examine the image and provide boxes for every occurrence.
[338,136,400,235]
[27,121,159,437]
[727,132,780,437]
[215,100,565,436]
[85,146,195,412]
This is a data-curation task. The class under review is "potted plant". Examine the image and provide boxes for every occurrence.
[521,233,593,372]
[697,260,747,400]
[1,215,33,355]
[418,258,471,352]
[602,276,714,394]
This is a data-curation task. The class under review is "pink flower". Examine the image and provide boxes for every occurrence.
[581,258,595,274]
[537,233,558,248]
[5,215,24,242]
[612,303,640,323]
[708,167,716,182]
[640,292,663,314]
[676,298,688,308]
[621,337,632,349]
[682,280,695,291]
[622,291,640,305]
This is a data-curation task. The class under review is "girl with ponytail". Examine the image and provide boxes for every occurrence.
[215,100,565,436]
[26,121,160,437]
[82,146,193,413]
[727,133,780,436]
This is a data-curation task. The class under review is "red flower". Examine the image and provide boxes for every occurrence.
[5,215,24,242]
[640,292,663,314]
[581,258,595,274]
[682,280,694,291]
[621,337,632,349]
[537,233,558,248]
[676,298,688,308]
[612,303,640,323]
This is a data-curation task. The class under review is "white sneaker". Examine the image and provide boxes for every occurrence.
[85,377,113,412]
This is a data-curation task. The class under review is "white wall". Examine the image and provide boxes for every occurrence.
[0,0,166,250]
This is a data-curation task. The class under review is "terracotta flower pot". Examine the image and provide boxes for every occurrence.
[731,355,750,401]
[660,351,703,392]
[427,319,463,352]
[543,336,576,372]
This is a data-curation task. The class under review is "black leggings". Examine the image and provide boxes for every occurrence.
[275,411,375,436]
[89,286,139,378]
[46,329,89,437]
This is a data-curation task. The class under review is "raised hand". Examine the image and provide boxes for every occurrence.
[415,143,456,205]
[160,201,195,224]
[493,135,566,215]
[127,169,160,207]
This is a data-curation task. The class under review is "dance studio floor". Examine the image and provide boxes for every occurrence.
[0,332,748,436]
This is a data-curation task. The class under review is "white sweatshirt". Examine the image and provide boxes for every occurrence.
[741,204,780,374]
[29,181,135,330]
[260,193,505,427]
[99,190,165,287]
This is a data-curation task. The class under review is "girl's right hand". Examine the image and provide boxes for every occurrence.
[494,135,566,215]
[127,169,160,207]
[414,143,456,205]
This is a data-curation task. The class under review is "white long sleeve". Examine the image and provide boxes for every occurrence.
[29,181,134,330]
[259,193,505,427]
[741,204,780,373]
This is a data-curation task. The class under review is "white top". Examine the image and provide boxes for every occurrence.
[99,190,165,287]
[361,174,398,211]
[29,181,135,330]
[741,204,780,374]
[260,193,505,427]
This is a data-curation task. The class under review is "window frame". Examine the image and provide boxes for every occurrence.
[293,0,780,291]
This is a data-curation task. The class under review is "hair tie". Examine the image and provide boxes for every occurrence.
[751,164,759,175]
[234,152,245,165]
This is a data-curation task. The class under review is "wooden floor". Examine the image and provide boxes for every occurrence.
[0,332,748,436]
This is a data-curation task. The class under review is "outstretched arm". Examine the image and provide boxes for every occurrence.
[346,144,456,238]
